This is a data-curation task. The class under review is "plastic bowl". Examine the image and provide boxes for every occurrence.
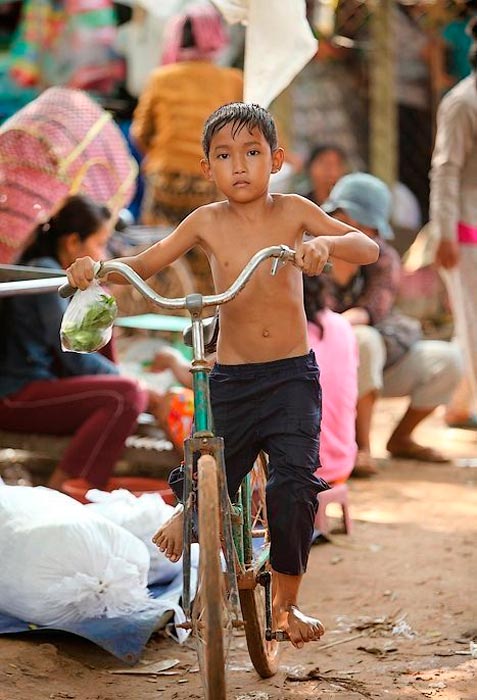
[62,476,176,506]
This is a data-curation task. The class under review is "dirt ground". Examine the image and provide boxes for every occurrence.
[1,397,476,700]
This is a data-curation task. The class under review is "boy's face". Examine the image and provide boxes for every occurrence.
[201,123,284,202]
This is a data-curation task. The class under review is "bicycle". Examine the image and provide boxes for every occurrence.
[61,244,303,699]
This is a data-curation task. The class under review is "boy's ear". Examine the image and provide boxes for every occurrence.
[200,158,213,181]
[271,147,285,174]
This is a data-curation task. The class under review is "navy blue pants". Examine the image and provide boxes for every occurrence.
[210,350,329,576]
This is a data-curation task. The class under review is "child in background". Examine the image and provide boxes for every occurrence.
[303,275,358,485]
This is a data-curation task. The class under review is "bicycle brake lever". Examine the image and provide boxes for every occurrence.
[270,258,333,277]
[270,258,281,276]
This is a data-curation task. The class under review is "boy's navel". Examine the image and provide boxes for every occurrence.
[262,328,270,338]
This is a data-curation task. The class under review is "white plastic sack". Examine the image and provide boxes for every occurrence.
[0,484,152,626]
[85,488,182,586]
[60,280,117,353]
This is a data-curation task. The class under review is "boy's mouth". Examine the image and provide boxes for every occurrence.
[233,180,250,187]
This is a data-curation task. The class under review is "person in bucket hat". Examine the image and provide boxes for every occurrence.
[322,172,394,240]
[321,173,462,476]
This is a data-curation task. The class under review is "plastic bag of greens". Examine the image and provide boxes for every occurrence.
[60,281,117,353]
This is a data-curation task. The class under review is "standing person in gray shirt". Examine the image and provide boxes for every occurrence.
[430,16,477,430]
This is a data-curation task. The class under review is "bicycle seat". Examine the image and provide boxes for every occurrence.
[183,311,219,353]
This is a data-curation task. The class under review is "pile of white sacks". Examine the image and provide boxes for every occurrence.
[0,481,181,627]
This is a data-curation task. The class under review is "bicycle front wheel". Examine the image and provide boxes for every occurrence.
[239,453,279,678]
[193,454,227,700]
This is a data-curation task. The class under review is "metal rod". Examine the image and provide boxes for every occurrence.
[0,276,67,297]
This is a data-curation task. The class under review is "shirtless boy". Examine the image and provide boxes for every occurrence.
[66,103,379,648]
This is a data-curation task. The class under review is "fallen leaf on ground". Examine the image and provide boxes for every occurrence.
[357,645,397,657]
[108,659,180,675]
[285,669,374,698]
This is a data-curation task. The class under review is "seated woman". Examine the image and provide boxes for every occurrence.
[303,275,358,485]
[0,195,151,491]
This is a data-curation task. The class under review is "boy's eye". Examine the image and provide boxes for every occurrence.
[248,149,260,156]
[217,153,229,160]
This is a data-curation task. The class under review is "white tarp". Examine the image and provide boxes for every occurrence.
[212,0,318,107]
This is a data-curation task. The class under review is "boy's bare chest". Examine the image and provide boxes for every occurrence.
[213,245,291,293]
[210,222,298,278]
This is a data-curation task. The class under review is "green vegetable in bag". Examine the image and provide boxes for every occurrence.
[60,283,118,353]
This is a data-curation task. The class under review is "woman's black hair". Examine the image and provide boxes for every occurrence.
[19,194,111,264]
[181,17,196,48]
[468,16,477,71]
[306,143,347,172]
[303,274,329,339]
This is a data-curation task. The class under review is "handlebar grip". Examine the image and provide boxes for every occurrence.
[323,261,333,274]
[58,282,77,298]
[58,261,102,299]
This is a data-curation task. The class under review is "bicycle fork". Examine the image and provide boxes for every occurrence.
[181,434,241,621]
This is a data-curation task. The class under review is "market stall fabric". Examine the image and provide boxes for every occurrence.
[0,86,137,263]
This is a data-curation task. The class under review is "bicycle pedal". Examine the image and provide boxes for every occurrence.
[267,629,289,642]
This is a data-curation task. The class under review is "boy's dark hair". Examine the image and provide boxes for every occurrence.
[202,102,278,158]
[20,194,111,264]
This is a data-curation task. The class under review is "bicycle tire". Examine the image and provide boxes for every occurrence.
[193,454,227,700]
[239,453,279,678]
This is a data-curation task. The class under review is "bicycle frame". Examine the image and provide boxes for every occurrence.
[60,243,296,629]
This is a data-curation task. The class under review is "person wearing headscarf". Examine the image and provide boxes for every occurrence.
[131,4,243,226]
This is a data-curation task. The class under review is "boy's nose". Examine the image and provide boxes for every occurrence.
[232,157,246,173]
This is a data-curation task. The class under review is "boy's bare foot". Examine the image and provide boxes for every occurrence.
[276,604,325,649]
[151,505,184,562]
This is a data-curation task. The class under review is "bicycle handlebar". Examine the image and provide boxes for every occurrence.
[59,244,332,310]
[59,244,299,308]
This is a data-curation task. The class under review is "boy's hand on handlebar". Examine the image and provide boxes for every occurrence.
[66,256,97,291]
[295,238,332,276]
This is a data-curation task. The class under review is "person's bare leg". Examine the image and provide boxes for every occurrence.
[152,504,184,562]
[445,377,475,424]
[273,571,324,648]
[354,390,378,475]
[356,390,377,452]
[47,466,69,491]
[387,405,448,461]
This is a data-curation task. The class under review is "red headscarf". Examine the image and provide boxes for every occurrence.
[161,4,229,65]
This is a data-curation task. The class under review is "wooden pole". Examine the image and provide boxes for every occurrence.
[369,0,397,186]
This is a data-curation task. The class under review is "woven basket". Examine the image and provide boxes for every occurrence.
[0,87,137,263]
